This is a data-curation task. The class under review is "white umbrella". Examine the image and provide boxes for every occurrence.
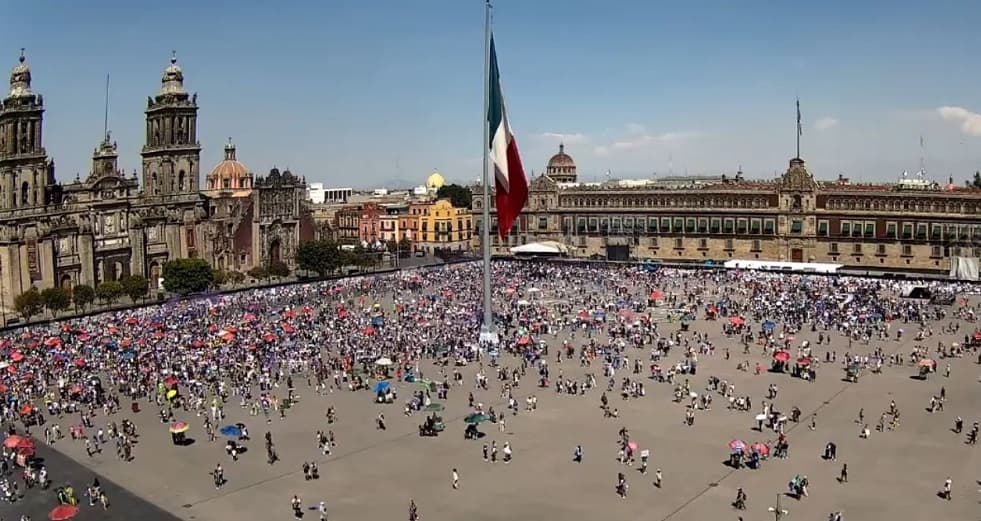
[517,300,531,306]
[374,357,393,366]
[755,414,767,421]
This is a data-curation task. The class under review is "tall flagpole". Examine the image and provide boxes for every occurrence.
[480,0,497,344]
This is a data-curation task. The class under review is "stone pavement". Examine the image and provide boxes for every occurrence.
[32,298,981,521]
[0,434,181,521]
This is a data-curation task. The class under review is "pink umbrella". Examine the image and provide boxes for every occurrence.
[627,441,639,451]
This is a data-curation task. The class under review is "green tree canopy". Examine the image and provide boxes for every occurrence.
[14,289,43,320]
[95,281,124,305]
[296,239,342,277]
[161,257,215,295]
[121,275,149,302]
[267,260,291,279]
[40,287,71,316]
[72,284,95,310]
[436,183,473,208]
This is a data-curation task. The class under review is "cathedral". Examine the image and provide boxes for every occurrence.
[0,51,313,315]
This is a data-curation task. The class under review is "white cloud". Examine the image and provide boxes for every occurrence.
[814,117,839,131]
[594,128,702,156]
[938,106,981,136]
[539,132,590,145]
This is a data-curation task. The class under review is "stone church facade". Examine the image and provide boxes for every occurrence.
[0,51,313,316]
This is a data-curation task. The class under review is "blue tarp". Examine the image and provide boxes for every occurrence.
[371,316,385,327]
[373,381,390,393]
[219,425,242,438]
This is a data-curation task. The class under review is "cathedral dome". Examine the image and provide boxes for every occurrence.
[426,171,446,190]
[546,143,575,169]
[206,138,252,194]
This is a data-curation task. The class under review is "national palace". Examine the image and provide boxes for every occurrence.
[0,51,313,313]
[472,144,981,274]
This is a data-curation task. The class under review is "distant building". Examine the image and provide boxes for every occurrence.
[307,183,351,204]
[413,199,472,254]
[471,144,981,274]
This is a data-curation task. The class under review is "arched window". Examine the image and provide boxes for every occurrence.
[178,170,187,192]
[151,172,159,195]
[21,182,29,206]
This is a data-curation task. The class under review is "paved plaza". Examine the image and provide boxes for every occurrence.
[3,265,980,521]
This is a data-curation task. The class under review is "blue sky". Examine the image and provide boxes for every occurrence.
[2,0,980,187]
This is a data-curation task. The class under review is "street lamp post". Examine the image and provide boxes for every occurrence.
[768,493,788,520]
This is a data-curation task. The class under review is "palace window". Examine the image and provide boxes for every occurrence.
[791,220,803,234]
[685,218,696,233]
[538,217,547,230]
[723,219,734,233]
[877,244,887,256]
[698,239,708,249]
[902,223,913,239]
[751,239,762,251]
[697,218,708,233]
[674,238,683,249]
[588,218,598,233]
[599,218,609,234]
[853,243,862,254]
[736,219,747,234]
[931,224,942,240]
[764,219,775,234]
[673,218,683,233]
[915,224,927,239]
[864,223,874,237]
[840,222,851,236]
[931,245,942,257]
[710,218,721,233]
[577,218,586,233]
[649,237,658,247]
[611,218,621,234]
[647,217,658,233]
[623,218,634,233]
[829,242,839,254]
[750,219,761,234]
[886,222,897,239]
[724,239,734,250]
[817,221,828,236]
[902,244,912,256]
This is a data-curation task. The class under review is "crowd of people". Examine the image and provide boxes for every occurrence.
[0,260,978,520]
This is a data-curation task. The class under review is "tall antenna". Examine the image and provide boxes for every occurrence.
[103,73,111,142]
[919,135,925,174]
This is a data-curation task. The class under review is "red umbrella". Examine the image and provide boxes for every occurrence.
[263,333,277,342]
[125,317,138,325]
[363,327,375,336]
[728,316,745,326]
[772,351,791,362]
[3,435,25,449]
[49,504,80,521]
[74,358,87,368]
[796,357,812,366]
[19,404,33,415]
[191,339,204,348]
[649,290,664,300]
[750,442,769,455]
[43,337,61,347]
[163,376,180,388]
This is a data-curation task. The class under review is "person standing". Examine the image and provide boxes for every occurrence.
[943,477,952,500]
[654,468,662,488]
[839,463,848,483]
[409,499,419,521]
[451,468,459,489]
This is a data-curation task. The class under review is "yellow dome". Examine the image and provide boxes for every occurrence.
[426,171,446,190]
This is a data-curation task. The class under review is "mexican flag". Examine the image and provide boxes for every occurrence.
[487,35,527,240]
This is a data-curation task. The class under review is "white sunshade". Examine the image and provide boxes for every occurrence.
[374,357,394,366]
[510,241,567,255]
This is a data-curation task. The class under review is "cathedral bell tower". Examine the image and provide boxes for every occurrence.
[141,51,200,199]
[0,49,56,210]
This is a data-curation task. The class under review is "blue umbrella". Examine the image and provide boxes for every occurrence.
[120,351,136,361]
[373,381,390,393]
[762,320,776,331]
[219,425,242,438]
[371,316,385,327]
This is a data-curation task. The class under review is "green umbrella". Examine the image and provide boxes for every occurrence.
[425,403,445,412]
[464,413,490,424]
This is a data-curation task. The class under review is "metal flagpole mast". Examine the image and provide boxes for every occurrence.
[480,0,496,344]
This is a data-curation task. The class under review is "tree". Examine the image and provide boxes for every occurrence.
[212,269,229,288]
[95,281,124,305]
[436,183,473,209]
[228,271,246,285]
[296,239,342,277]
[40,287,71,316]
[72,284,95,311]
[398,236,411,257]
[267,260,291,279]
[248,266,268,282]
[161,257,214,296]
[121,275,149,303]
[13,289,43,320]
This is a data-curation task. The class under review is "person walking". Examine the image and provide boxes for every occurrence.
[451,468,459,489]
[839,463,848,483]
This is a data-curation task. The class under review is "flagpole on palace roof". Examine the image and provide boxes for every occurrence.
[479,0,498,344]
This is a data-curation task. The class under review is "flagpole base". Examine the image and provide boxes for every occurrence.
[479,325,500,346]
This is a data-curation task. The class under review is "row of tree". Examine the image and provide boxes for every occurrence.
[13,274,150,320]
[10,240,389,322]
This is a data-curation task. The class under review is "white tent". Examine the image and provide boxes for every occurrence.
[949,256,980,281]
[510,241,569,255]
